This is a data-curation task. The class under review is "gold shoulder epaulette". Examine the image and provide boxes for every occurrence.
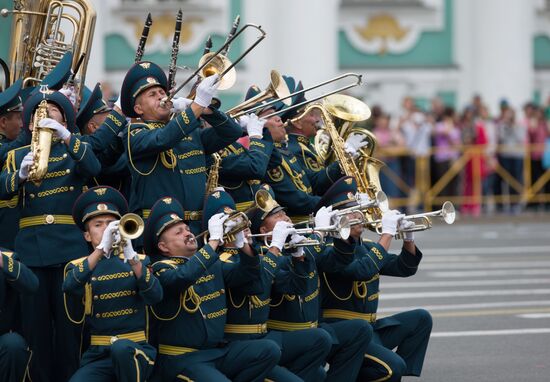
[155,259,178,268]
[1,251,14,258]
[69,256,87,266]
[220,252,235,263]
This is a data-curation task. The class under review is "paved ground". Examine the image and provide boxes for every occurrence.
[376,213,550,381]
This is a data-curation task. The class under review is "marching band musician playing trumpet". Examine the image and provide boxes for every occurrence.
[213,185,333,382]
[145,196,280,382]
[120,62,242,236]
[0,89,101,382]
[318,177,432,382]
[251,184,373,382]
[63,186,162,382]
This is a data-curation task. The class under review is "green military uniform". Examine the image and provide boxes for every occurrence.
[317,177,432,382]
[76,83,131,198]
[266,141,342,222]
[63,186,163,381]
[0,90,101,382]
[120,61,241,235]
[0,248,38,382]
[216,85,285,211]
[218,184,332,381]
[143,196,280,381]
[0,79,24,249]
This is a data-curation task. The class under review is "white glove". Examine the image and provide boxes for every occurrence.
[18,152,34,181]
[356,192,372,206]
[240,114,265,137]
[39,117,71,140]
[238,114,250,128]
[381,210,404,237]
[208,212,228,244]
[270,221,296,251]
[59,86,77,106]
[195,73,220,108]
[234,231,246,249]
[314,206,334,228]
[170,97,193,113]
[344,133,369,158]
[123,239,138,263]
[288,234,307,257]
[399,219,415,241]
[223,217,238,234]
[96,221,120,257]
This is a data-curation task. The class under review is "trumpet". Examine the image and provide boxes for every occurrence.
[195,211,251,244]
[248,216,352,249]
[366,201,456,235]
[331,190,389,226]
[112,213,145,252]
[161,23,266,107]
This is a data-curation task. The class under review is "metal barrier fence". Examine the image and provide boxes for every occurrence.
[374,144,550,212]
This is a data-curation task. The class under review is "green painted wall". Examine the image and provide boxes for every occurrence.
[339,0,454,68]
[534,35,550,68]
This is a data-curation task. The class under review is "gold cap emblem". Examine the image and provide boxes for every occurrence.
[146,77,157,84]
[212,191,220,199]
[139,62,151,69]
[223,206,233,214]
[170,213,179,220]
[94,188,107,196]
[97,203,108,211]
[345,178,353,185]
[162,197,172,204]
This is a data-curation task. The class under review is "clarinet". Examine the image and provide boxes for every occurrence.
[168,9,182,91]
[135,13,152,63]
[220,15,240,56]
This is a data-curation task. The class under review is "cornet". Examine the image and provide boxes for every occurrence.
[366,201,456,235]
[195,211,251,244]
[248,216,352,249]
[112,213,144,253]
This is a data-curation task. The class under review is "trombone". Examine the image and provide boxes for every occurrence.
[229,72,363,119]
[366,201,456,235]
[248,216,352,249]
[161,23,266,107]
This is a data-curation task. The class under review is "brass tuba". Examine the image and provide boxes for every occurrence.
[27,88,53,186]
[1,0,96,97]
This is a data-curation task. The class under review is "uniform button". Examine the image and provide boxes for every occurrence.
[179,169,184,174]
[93,295,98,300]
[133,309,138,313]
[220,289,225,294]
[95,313,100,318]
[66,169,71,174]
[69,186,74,191]
[129,271,134,276]
[63,153,68,158]
[29,193,35,198]
[45,214,55,224]
[132,291,137,295]
[91,277,97,281]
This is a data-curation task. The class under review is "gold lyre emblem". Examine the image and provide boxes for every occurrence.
[94,187,107,196]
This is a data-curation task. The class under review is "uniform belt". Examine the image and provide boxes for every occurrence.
[224,323,268,334]
[234,201,254,212]
[90,331,146,346]
[322,309,377,323]
[158,344,198,356]
[19,214,75,229]
[141,209,202,221]
[289,215,310,224]
[267,319,318,331]
[0,195,18,208]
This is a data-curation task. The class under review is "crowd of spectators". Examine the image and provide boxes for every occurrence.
[361,95,550,216]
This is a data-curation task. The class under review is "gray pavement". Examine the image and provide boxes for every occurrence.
[376,214,550,381]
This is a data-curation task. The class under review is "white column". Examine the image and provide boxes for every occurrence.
[243,0,338,91]
[86,0,107,87]
[456,0,534,113]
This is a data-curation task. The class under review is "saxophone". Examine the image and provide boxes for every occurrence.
[205,153,222,195]
[28,98,53,186]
